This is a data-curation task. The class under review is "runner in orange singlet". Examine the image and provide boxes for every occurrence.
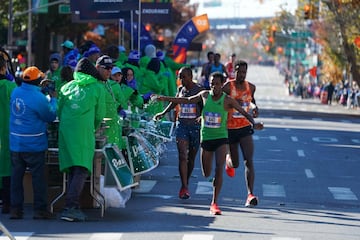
[222,60,260,208]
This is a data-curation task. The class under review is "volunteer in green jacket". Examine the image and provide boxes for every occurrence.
[0,55,16,214]
[58,58,106,222]
[95,55,124,148]
[156,72,264,216]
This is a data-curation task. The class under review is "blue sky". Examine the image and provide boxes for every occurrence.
[189,0,298,19]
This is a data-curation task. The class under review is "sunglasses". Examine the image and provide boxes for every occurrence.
[100,65,113,70]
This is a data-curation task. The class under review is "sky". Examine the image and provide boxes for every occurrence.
[189,0,298,19]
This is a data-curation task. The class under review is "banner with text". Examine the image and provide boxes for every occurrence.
[71,1,172,23]
[172,14,209,64]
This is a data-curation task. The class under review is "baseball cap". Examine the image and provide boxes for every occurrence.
[22,66,45,81]
[111,66,122,75]
[61,40,74,50]
[96,55,113,67]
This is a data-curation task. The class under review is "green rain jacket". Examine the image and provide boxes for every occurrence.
[0,78,16,177]
[46,67,63,94]
[58,72,106,173]
[103,79,124,148]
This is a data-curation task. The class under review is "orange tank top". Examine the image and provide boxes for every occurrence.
[227,80,252,129]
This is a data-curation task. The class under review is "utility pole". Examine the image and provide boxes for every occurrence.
[7,0,14,57]
[27,0,32,66]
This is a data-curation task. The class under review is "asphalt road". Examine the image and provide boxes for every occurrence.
[1,65,360,240]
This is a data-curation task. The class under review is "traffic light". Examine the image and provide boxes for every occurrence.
[267,26,276,44]
[304,4,311,20]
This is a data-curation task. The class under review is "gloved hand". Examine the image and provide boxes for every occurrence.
[127,79,137,90]
[118,109,127,119]
[5,72,15,81]
[142,91,153,101]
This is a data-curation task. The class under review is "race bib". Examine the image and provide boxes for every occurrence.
[179,103,197,119]
[204,112,221,128]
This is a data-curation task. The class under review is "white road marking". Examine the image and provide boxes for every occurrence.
[132,180,156,193]
[291,136,298,142]
[89,233,123,240]
[312,137,338,143]
[253,135,277,141]
[0,232,33,240]
[262,184,286,197]
[183,234,214,240]
[304,169,314,178]
[195,181,213,195]
[328,187,358,200]
[297,149,305,157]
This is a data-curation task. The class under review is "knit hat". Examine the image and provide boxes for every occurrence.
[83,44,101,58]
[49,53,61,63]
[111,66,122,75]
[75,58,101,80]
[128,50,140,61]
[22,66,45,81]
[156,50,165,60]
[118,45,126,53]
[96,55,113,67]
[61,40,74,50]
[145,44,156,58]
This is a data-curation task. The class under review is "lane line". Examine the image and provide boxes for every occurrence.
[297,150,305,157]
[195,181,213,195]
[262,184,286,197]
[328,187,358,200]
[132,180,156,193]
[304,169,314,178]
[291,136,298,142]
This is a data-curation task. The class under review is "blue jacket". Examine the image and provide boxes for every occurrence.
[10,83,57,152]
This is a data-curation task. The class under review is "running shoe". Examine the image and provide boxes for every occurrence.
[225,154,235,177]
[210,203,222,215]
[179,187,190,200]
[60,207,87,222]
[245,194,258,207]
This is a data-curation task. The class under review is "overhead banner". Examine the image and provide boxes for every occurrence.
[71,1,172,24]
[172,14,209,63]
[124,22,154,51]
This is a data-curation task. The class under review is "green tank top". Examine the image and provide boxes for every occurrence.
[201,92,228,141]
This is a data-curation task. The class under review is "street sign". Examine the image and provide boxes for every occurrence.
[4,45,18,51]
[286,42,306,49]
[291,31,312,38]
[59,4,70,14]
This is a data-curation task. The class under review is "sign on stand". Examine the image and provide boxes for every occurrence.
[103,144,138,191]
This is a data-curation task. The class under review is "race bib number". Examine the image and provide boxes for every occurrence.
[179,104,197,119]
[204,112,221,128]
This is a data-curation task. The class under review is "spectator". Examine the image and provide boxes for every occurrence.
[61,40,78,69]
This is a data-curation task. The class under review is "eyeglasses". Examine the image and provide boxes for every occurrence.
[100,65,112,70]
